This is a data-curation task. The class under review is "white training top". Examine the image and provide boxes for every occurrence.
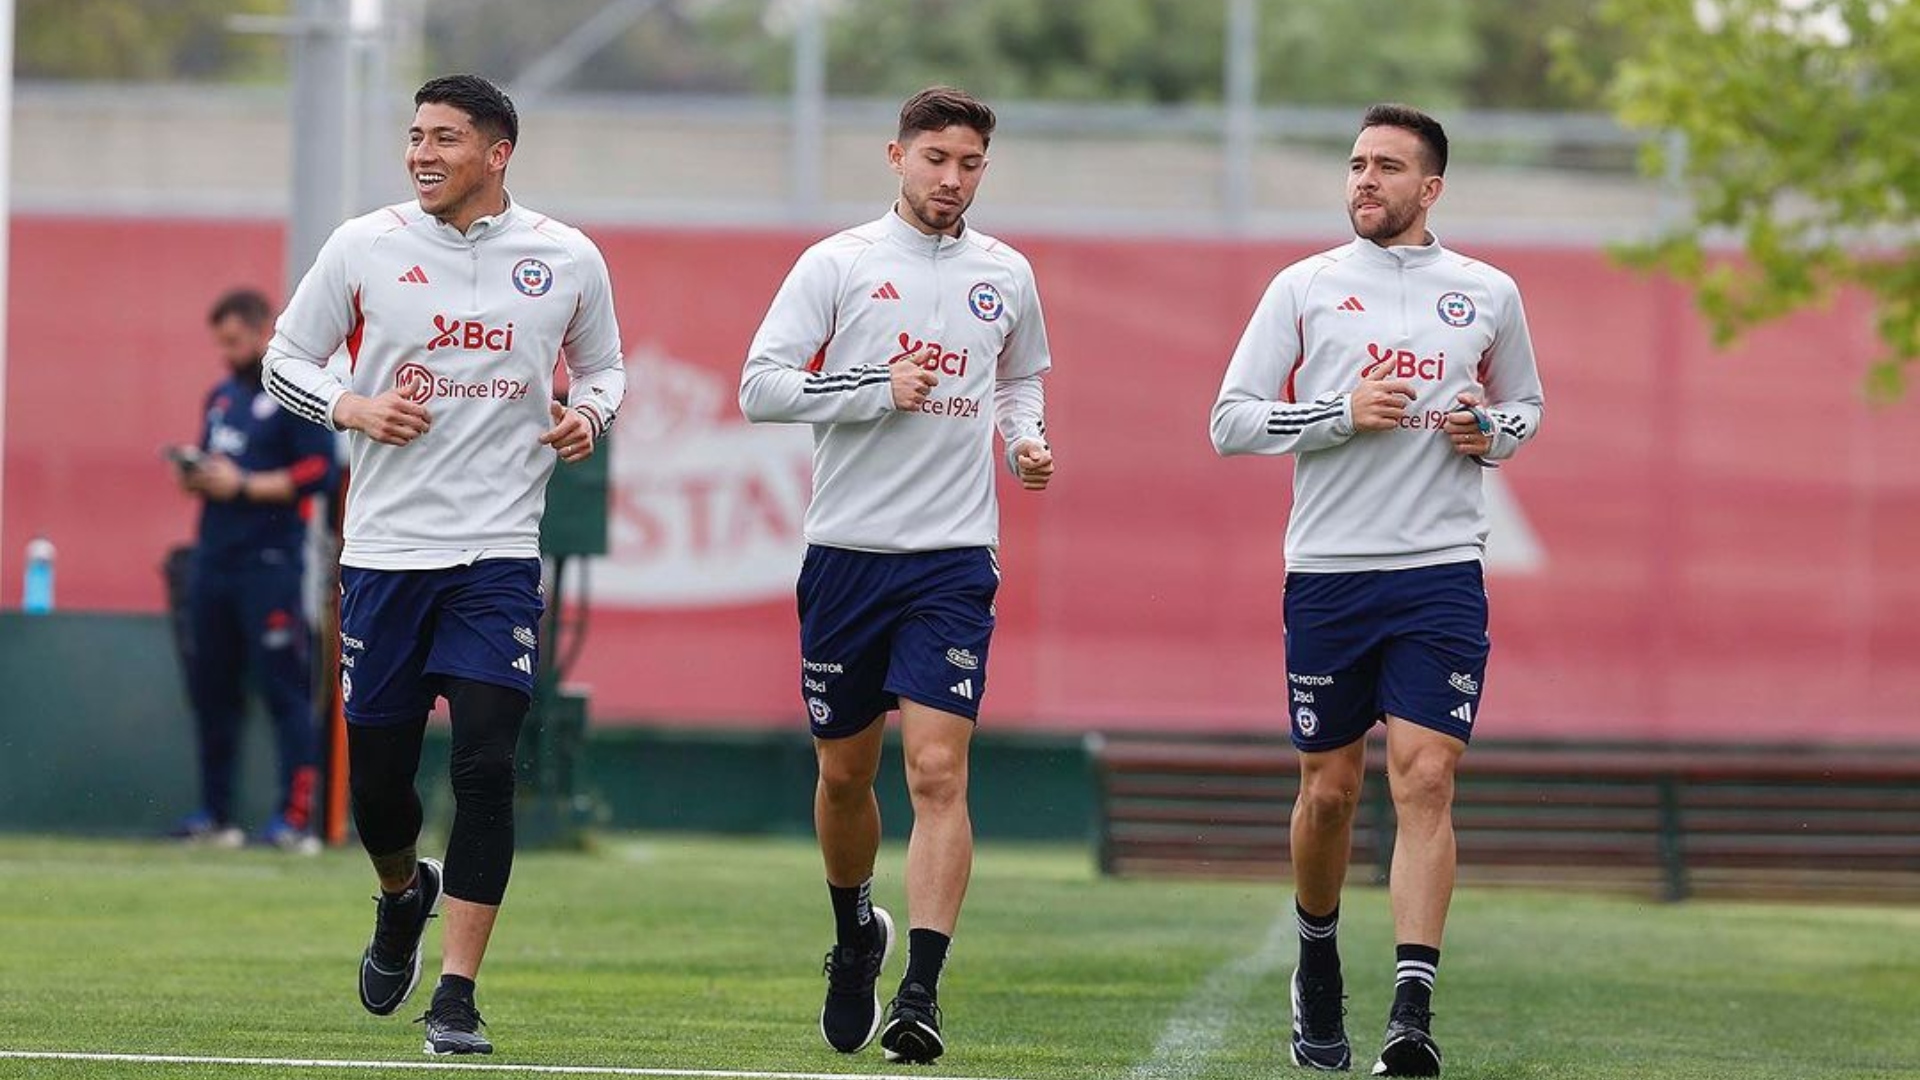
[739,209,1051,553]
[264,197,628,570]
[1210,236,1545,572]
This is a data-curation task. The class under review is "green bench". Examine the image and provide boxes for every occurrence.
[1088,737,1920,902]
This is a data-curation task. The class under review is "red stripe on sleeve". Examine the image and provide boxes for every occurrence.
[345,288,365,373]
[1281,317,1306,403]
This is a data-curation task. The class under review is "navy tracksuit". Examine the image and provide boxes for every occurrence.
[185,371,337,828]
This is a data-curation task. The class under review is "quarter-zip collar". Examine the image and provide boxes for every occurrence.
[883,202,969,259]
[428,190,517,245]
[1348,230,1444,270]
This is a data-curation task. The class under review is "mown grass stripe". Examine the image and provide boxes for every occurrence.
[1123,914,1291,1080]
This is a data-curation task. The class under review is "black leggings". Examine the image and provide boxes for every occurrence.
[347,678,530,905]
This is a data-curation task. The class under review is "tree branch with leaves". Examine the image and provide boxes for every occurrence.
[1561,0,1920,397]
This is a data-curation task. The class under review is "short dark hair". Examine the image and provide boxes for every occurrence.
[898,86,996,148]
[207,287,273,329]
[1361,103,1448,176]
[415,73,519,146]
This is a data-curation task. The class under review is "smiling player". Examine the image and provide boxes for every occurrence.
[263,73,627,1057]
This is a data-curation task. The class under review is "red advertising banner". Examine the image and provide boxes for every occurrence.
[11,217,1916,741]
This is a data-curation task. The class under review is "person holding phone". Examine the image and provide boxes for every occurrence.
[168,286,338,852]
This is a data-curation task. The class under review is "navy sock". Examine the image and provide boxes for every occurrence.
[435,974,476,1003]
[902,928,951,995]
[829,879,876,951]
[1392,943,1440,1013]
[1296,900,1341,982]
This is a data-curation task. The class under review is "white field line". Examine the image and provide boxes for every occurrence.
[1122,913,1292,1080]
[0,1050,1029,1080]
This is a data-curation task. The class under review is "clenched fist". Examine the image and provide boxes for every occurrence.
[891,346,939,410]
[1014,439,1054,491]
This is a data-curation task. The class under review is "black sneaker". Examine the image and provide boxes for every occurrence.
[357,857,444,1016]
[1290,966,1351,1071]
[879,981,944,1064]
[820,906,895,1052]
[1371,1003,1441,1077]
[418,992,493,1055]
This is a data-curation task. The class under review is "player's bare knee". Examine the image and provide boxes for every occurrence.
[904,747,968,810]
[1293,781,1361,831]
[816,732,882,795]
[817,758,878,799]
[1388,754,1456,816]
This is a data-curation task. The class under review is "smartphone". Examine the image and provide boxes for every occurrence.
[163,445,205,471]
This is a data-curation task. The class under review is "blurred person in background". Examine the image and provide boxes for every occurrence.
[264,73,626,1057]
[1209,103,1545,1077]
[739,85,1055,1066]
[168,286,337,853]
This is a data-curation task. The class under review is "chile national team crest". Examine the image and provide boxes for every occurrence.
[1436,291,1476,327]
[967,281,1004,322]
[513,258,554,297]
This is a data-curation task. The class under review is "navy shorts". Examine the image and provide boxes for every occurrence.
[796,545,1000,738]
[338,559,544,726]
[1283,560,1489,751]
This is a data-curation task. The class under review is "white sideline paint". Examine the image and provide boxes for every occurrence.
[0,1051,1028,1080]
[1123,913,1292,1080]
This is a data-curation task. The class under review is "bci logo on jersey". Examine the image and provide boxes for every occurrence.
[890,332,970,377]
[426,314,515,353]
[1362,341,1446,380]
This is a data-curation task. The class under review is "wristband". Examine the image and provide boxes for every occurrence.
[1451,405,1498,470]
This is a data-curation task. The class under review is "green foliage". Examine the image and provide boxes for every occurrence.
[1257,0,1482,108]
[1473,0,1633,109]
[17,0,284,82]
[17,0,1629,112]
[1572,0,1920,396]
[701,0,1483,107]
[417,0,1598,109]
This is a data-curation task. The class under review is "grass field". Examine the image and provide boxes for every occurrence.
[0,832,1914,1079]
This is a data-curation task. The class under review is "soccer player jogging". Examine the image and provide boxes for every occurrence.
[1210,104,1544,1077]
[263,74,627,1056]
[169,287,337,852]
[739,86,1055,1065]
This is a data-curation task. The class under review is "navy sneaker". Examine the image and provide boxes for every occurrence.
[357,857,443,1016]
[879,981,944,1064]
[1290,966,1351,1071]
[1371,1003,1441,1077]
[419,991,492,1055]
[820,906,895,1052]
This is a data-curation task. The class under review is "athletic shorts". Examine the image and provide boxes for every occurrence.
[338,559,543,726]
[1282,560,1489,751]
[796,544,1000,738]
